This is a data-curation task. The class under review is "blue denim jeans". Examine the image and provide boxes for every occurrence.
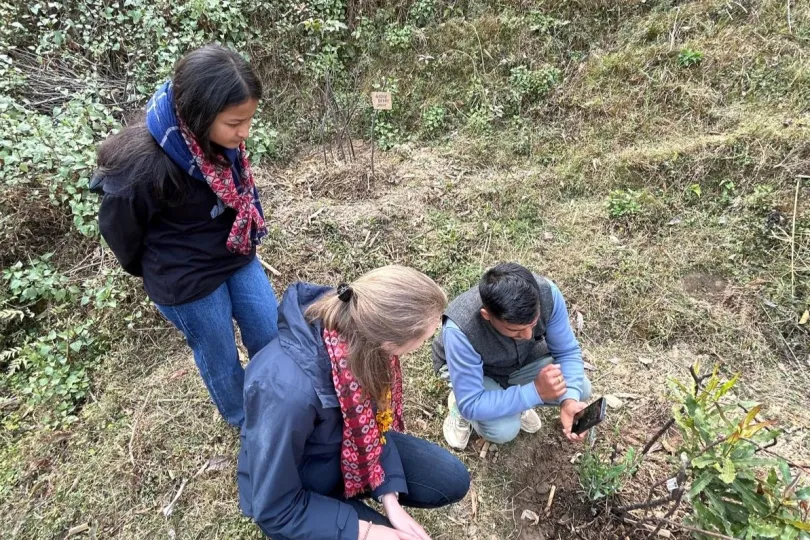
[264,431,470,539]
[156,257,279,427]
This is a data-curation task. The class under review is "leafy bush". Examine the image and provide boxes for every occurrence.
[678,48,704,67]
[408,0,436,27]
[384,24,414,50]
[3,255,74,304]
[669,365,810,539]
[577,446,639,501]
[374,117,403,150]
[8,320,107,427]
[421,105,447,138]
[527,10,569,34]
[509,65,561,103]
[465,107,494,135]
[245,118,282,163]
[1,95,118,236]
[607,188,646,218]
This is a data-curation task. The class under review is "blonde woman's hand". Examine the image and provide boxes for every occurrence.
[382,494,432,540]
[365,523,420,540]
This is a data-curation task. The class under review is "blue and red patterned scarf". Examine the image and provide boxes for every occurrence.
[145,81,267,254]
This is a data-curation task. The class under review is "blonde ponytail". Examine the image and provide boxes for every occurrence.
[307,265,447,403]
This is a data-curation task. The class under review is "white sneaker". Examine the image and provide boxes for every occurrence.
[443,391,472,450]
[520,409,542,433]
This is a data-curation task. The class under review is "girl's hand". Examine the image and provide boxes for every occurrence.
[382,494,432,540]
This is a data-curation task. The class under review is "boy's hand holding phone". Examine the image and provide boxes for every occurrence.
[560,400,589,442]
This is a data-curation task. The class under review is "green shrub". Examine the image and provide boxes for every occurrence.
[670,365,810,539]
[527,10,569,34]
[509,65,561,103]
[577,446,639,501]
[8,320,107,426]
[678,48,704,67]
[421,105,447,138]
[384,24,414,50]
[374,117,403,150]
[607,188,645,218]
[408,0,436,27]
[2,255,75,304]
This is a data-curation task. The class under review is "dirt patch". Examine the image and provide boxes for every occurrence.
[492,429,611,540]
[259,141,408,202]
[681,272,729,302]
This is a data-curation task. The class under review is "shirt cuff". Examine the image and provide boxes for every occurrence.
[561,387,582,403]
[520,382,543,408]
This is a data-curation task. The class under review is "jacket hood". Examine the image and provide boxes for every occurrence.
[276,281,338,408]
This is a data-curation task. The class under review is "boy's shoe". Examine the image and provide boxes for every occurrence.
[443,391,472,450]
[520,408,542,433]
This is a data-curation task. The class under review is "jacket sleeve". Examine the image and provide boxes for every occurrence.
[243,377,361,540]
[98,185,149,277]
[371,434,409,499]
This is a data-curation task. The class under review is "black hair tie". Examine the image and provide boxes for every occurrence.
[336,283,353,302]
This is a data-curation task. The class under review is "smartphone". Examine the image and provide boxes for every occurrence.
[571,397,607,435]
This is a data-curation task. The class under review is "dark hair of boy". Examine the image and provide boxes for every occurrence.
[478,262,541,325]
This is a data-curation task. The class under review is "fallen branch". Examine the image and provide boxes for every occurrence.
[790,175,800,297]
[617,514,737,540]
[161,478,188,518]
[642,418,675,456]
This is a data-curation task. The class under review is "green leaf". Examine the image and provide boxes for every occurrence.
[778,460,792,484]
[747,519,783,538]
[787,520,810,532]
[719,458,737,484]
[689,472,714,498]
[693,455,717,469]
[732,479,770,514]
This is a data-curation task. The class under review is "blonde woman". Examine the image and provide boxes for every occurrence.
[237,266,470,540]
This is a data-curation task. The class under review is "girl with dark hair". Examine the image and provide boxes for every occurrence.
[238,266,470,540]
[95,44,278,427]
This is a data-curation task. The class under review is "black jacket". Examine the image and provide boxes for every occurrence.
[95,171,255,305]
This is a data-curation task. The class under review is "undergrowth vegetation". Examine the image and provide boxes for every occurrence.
[1,0,808,538]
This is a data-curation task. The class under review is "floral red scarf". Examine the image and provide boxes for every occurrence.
[323,329,404,498]
[179,123,267,255]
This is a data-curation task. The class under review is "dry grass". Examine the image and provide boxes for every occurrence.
[2,0,810,538]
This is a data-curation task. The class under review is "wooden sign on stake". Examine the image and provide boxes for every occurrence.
[371,91,392,110]
[370,91,393,177]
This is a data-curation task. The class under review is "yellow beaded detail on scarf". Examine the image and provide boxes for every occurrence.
[376,389,394,444]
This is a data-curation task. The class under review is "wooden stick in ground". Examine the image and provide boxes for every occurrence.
[257,257,281,277]
[790,175,800,297]
[642,417,676,456]
[479,441,491,459]
[545,485,557,514]
[371,110,376,177]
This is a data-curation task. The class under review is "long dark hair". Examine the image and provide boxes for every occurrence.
[96,44,262,202]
